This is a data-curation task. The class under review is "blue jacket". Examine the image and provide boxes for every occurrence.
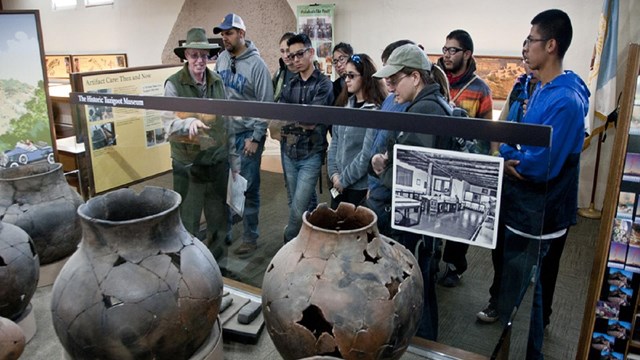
[500,70,590,234]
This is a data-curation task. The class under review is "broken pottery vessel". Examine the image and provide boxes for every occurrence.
[0,163,83,264]
[51,187,223,359]
[262,203,424,360]
[0,222,39,321]
[0,316,26,360]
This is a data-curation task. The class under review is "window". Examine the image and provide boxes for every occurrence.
[85,0,114,6]
[52,0,77,10]
[396,167,413,187]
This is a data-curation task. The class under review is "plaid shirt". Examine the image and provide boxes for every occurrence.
[279,69,334,160]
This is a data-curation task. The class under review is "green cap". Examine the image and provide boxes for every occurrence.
[174,27,220,60]
[373,44,432,78]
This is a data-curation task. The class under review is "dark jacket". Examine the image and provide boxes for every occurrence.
[378,84,452,188]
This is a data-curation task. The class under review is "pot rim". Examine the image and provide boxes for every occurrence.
[301,203,379,235]
[77,186,180,225]
[0,163,62,181]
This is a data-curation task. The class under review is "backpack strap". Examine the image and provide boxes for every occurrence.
[451,74,478,104]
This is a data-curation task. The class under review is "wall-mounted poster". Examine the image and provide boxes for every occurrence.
[428,54,525,100]
[391,144,503,249]
[0,11,55,169]
[296,4,334,77]
[71,53,127,73]
[45,54,72,79]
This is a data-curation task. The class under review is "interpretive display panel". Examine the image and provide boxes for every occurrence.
[45,55,72,79]
[392,144,503,249]
[296,4,334,76]
[71,53,127,73]
[76,65,181,194]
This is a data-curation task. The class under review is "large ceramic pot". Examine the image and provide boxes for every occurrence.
[51,187,223,359]
[0,316,26,360]
[262,203,424,360]
[0,222,39,321]
[0,163,83,264]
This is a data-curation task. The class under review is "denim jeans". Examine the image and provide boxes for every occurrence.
[282,151,322,242]
[228,131,264,245]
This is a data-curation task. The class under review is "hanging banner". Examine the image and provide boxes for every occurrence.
[296,4,335,78]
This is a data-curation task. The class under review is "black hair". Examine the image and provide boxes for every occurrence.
[279,32,295,44]
[446,29,474,53]
[332,42,354,56]
[381,39,415,63]
[287,33,312,48]
[531,9,573,58]
[335,53,387,107]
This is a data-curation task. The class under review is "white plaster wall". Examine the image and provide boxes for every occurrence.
[2,0,185,66]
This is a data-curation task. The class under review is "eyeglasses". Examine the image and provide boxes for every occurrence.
[332,55,347,66]
[524,36,549,47]
[388,74,408,87]
[287,48,311,60]
[185,52,209,61]
[231,57,236,74]
[344,72,361,80]
[442,46,465,55]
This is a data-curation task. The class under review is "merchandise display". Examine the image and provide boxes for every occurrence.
[579,44,640,359]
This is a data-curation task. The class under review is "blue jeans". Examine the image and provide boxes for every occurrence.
[282,151,321,242]
[228,131,264,245]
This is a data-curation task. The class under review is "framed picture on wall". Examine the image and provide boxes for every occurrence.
[70,53,128,73]
[0,10,56,167]
[428,54,525,100]
[45,54,72,79]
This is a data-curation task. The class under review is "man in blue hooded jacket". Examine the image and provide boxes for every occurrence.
[496,9,590,359]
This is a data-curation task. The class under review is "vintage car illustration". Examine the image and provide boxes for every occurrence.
[0,140,55,168]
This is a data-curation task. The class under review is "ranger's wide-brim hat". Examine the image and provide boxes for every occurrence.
[174,27,220,60]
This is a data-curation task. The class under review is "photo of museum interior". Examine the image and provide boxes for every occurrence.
[0,0,639,359]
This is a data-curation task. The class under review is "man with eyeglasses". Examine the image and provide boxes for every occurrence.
[331,42,354,100]
[498,10,588,359]
[436,29,494,289]
[164,27,234,256]
[279,33,334,243]
[213,13,275,257]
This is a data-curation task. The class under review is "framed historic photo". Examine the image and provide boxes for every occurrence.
[391,144,504,249]
[45,54,72,79]
[70,53,128,73]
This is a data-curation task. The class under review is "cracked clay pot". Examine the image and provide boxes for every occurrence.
[50,187,223,359]
[0,163,83,264]
[262,203,424,360]
[0,222,39,321]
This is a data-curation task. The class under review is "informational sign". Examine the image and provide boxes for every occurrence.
[79,65,182,193]
[296,4,335,77]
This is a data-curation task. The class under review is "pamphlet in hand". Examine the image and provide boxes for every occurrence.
[227,170,247,217]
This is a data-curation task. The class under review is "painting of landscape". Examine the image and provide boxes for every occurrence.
[0,12,54,168]
[428,54,525,100]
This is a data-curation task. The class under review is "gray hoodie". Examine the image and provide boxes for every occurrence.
[215,40,274,139]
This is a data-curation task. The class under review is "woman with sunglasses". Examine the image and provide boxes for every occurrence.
[370,43,453,341]
[327,53,386,209]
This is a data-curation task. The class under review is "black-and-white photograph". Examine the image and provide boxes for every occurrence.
[391,144,503,249]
